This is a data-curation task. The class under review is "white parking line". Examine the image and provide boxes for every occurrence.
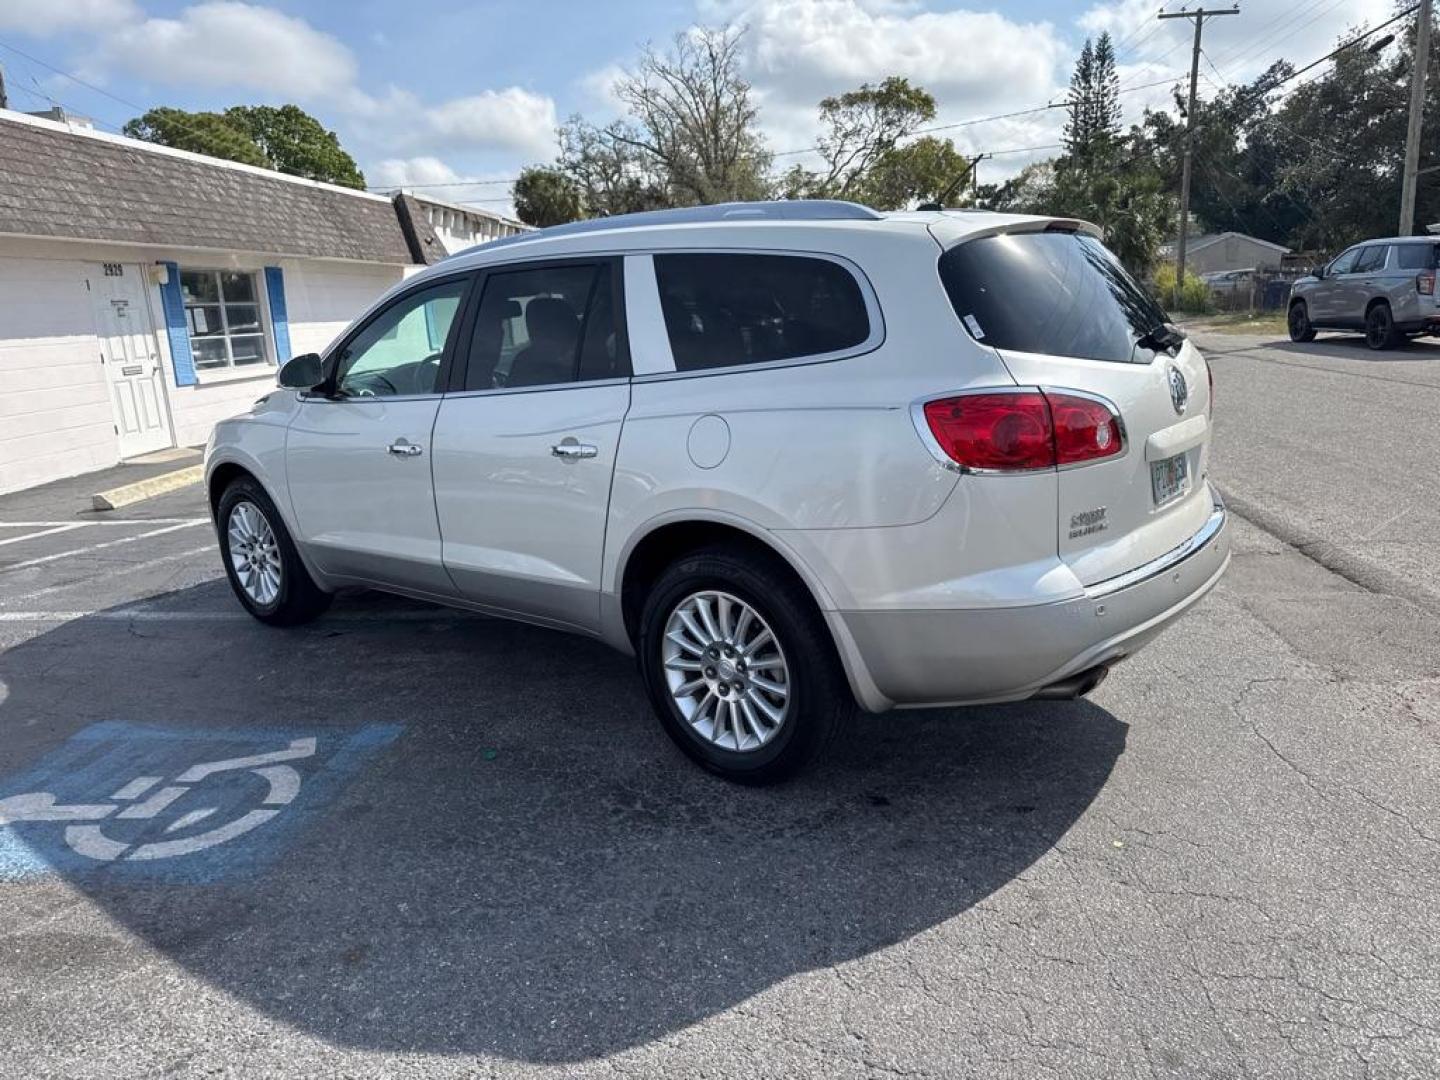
[0,518,208,528]
[0,521,209,573]
[0,523,89,548]
[0,609,483,625]
[7,545,217,604]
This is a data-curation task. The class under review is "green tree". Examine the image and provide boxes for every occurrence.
[852,136,971,210]
[122,107,268,169]
[223,105,365,189]
[557,116,671,217]
[123,104,365,189]
[513,165,584,227]
[800,77,937,199]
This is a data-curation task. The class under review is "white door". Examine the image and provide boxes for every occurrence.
[91,263,172,458]
[285,276,470,597]
[431,259,630,632]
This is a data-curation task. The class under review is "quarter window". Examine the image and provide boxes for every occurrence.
[464,263,627,391]
[179,269,269,371]
[653,253,871,372]
[335,280,467,398]
[1397,244,1439,270]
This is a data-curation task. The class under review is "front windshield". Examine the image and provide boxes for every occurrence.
[938,231,1171,364]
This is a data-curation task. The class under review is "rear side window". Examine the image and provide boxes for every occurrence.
[1396,244,1440,270]
[654,253,870,372]
[1354,245,1389,273]
[464,262,628,390]
[938,232,1170,364]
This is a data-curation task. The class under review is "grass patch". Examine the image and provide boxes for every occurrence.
[1178,311,1290,336]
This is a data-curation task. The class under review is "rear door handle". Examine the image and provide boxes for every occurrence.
[387,441,423,457]
[551,441,598,460]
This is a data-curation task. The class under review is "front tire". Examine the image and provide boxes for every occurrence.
[1365,302,1399,351]
[637,546,851,784]
[1288,301,1317,342]
[217,477,331,626]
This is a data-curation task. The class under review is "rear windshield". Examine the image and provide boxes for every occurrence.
[938,231,1169,363]
[1396,243,1440,270]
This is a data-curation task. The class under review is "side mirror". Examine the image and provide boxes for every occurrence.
[1315,264,1328,279]
[277,352,324,390]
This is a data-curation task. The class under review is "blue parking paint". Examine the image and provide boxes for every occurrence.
[0,721,402,883]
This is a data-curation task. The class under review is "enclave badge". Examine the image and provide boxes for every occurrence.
[1168,365,1189,415]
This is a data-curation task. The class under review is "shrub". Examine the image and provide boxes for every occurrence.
[1153,262,1212,314]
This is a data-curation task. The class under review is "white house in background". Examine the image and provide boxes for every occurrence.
[1160,231,1292,275]
[0,109,528,495]
[401,192,527,256]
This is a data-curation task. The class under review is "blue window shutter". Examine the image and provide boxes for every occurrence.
[158,261,197,387]
[265,266,292,363]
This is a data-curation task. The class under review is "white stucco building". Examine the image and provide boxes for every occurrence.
[0,110,526,495]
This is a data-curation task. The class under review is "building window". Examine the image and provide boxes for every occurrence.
[178,269,270,371]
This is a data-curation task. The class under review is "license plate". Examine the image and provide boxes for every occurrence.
[1151,453,1190,507]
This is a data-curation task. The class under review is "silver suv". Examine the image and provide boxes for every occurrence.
[206,201,1230,782]
[1289,236,1440,349]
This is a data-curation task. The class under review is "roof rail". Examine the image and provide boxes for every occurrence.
[474,199,883,252]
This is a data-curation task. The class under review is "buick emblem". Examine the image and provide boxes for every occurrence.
[1168,365,1189,415]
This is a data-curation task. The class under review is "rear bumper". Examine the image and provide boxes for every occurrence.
[829,494,1231,711]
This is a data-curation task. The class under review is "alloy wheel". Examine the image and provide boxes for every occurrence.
[661,590,791,752]
[227,500,282,607]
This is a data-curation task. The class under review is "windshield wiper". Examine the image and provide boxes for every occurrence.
[1136,323,1185,354]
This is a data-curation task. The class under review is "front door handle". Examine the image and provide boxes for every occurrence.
[387,441,423,457]
[551,441,598,460]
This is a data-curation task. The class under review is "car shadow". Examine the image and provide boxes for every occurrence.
[0,584,1127,1063]
[1260,335,1440,361]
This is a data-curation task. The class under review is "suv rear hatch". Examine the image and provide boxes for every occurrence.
[933,221,1214,587]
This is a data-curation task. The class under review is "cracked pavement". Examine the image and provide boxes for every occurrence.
[0,329,1436,1077]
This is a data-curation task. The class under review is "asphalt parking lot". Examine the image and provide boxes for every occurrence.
[1,329,1437,1079]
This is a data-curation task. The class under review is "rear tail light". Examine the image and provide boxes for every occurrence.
[1418,271,1435,296]
[1048,393,1125,466]
[1204,355,1214,415]
[920,390,1123,472]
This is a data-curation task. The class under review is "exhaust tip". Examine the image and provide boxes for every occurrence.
[1031,664,1110,701]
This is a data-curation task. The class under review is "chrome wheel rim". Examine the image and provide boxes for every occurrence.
[662,590,790,752]
[227,500,282,607]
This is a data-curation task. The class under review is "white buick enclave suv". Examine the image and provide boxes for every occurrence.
[206,201,1230,782]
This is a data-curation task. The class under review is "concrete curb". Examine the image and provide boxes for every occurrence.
[92,465,205,511]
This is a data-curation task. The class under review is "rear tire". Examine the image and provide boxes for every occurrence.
[637,545,851,784]
[217,477,331,626]
[1365,302,1399,351]
[1288,301,1316,342]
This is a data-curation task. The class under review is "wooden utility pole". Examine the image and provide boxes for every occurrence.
[1159,5,1239,283]
[1400,0,1433,235]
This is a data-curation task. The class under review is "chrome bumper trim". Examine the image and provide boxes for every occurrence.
[1084,492,1228,600]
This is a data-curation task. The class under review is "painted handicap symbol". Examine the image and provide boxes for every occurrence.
[0,722,402,882]
[0,738,316,862]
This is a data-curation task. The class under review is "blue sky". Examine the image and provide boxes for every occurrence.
[0,0,1393,215]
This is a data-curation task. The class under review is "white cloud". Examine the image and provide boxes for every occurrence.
[738,0,1068,116]
[703,0,1071,183]
[0,0,138,37]
[425,88,558,159]
[94,2,357,100]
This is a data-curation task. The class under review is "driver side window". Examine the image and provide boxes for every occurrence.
[1328,249,1360,276]
[336,279,468,398]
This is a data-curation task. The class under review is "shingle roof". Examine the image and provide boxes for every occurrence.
[0,111,417,265]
